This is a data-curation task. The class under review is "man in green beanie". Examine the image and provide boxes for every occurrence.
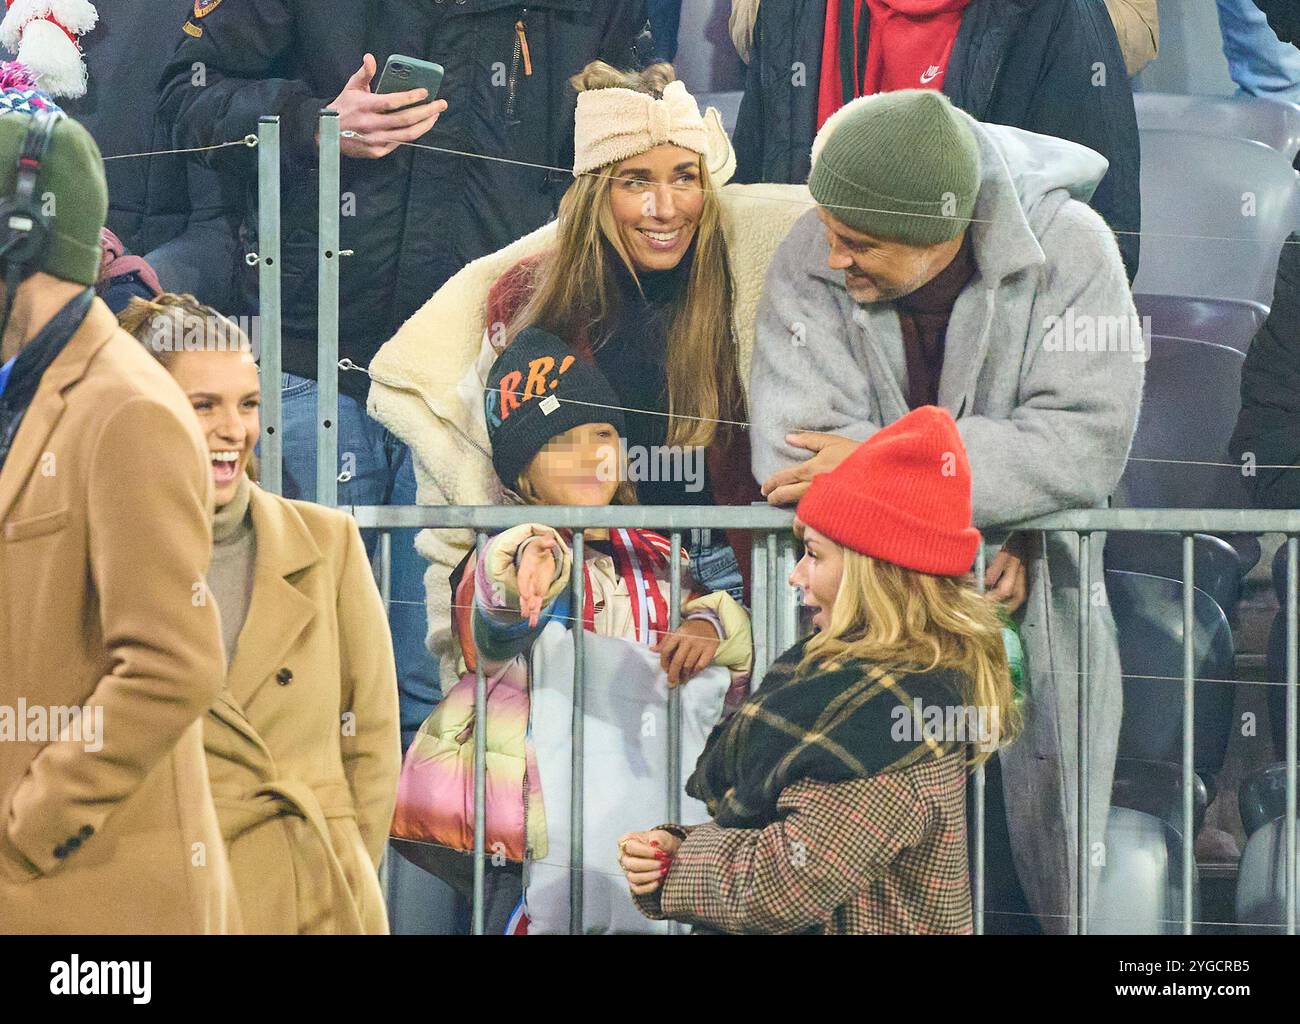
[750,89,1144,935]
[0,111,238,933]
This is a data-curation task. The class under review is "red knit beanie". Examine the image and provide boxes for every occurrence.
[796,406,981,576]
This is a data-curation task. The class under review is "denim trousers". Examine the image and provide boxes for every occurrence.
[1217,0,1300,101]
[278,373,441,751]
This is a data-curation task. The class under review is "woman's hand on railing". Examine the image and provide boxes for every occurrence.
[618,830,683,895]
[653,619,722,686]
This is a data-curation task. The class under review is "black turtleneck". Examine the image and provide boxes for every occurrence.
[590,239,715,507]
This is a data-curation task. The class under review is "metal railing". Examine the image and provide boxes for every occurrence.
[245,115,1299,936]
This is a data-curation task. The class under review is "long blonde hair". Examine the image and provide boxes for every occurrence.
[799,541,1021,765]
[507,61,741,450]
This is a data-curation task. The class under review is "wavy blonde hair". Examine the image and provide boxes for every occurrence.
[798,536,1022,765]
[506,61,741,450]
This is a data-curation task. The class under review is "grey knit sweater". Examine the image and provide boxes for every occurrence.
[208,473,256,666]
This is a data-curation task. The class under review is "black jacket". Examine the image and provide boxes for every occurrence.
[733,0,1140,281]
[158,0,647,402]
[63,0,242,309]
[1231,233,1300,508]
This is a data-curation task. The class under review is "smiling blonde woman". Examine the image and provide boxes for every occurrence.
[120,293,401,934]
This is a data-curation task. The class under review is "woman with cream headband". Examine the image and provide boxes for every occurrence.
[485,61,757,602]
[368,63,815,692]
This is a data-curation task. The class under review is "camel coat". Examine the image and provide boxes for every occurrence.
[205,483,400,934]
[0,299,238,934]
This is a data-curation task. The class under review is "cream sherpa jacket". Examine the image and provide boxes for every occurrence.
[366,182,811,679]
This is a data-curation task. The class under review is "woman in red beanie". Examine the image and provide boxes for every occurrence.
[619,405,1020,934]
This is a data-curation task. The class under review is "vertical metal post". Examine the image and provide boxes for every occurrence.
[472,531,487,935]
[1077,532,1091,936]
[667,530,683,937]
[779,534,799,653]
[766,531,779,661]
[751,532,769,681]
[1287,537,1298,935]
[316,109,341,507]
[1182,535,1196,935]
[973,544,987,936]
[569,530,586,935]
[379,531,393,610]
[256,116,283,495]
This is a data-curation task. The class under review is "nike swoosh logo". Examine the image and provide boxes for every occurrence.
[920,65,941,84]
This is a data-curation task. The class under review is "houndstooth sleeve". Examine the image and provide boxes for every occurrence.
[633,774,933,934]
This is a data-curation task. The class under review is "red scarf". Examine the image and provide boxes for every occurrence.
[817,0,971,130]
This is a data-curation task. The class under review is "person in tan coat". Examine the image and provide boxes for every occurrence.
[0,113,238,933]
[120,293,402,934]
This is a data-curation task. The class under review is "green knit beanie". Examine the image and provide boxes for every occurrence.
[808,90,981,245]
[0,113,107,286]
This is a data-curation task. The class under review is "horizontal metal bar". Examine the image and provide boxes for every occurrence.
[345,504,1300,534]
[348,504,798,531]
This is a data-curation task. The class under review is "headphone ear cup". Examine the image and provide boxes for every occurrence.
[0,200,51,269]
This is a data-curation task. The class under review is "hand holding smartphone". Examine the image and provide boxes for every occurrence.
[376,55,445,112]
[328,53,447,160]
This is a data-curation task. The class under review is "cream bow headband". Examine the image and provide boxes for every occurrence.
[573,79,736,185]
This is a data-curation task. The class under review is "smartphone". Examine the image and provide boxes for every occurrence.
[376,54,445,112]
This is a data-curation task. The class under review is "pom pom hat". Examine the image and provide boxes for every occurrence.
[0,1,98,99]
[795,405,981,577]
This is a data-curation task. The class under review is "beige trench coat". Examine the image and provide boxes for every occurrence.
[0,299,238,934]
[205,483,400,934]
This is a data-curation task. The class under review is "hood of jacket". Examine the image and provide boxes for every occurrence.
[811,108,1109,289]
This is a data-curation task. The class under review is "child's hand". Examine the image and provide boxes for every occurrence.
[652,618,721,687]
[516,537,557,628]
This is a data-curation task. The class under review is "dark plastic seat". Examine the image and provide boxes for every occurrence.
[1133,292,1269,354]
[1134,93,1300,161]
[1113,333,1260,575]
[1112,757,1209,837]
[694,90,743,137]
[1239,763,1295,838]
[1104,532,1244,619]
[1132,130,1300,306]
[1106,569,1236,785]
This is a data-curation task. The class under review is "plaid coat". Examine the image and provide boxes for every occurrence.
[635,642,977,934]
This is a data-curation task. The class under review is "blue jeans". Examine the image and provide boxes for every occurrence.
[686,528,744,604]
[278,373,441,752]
[1218,0,1300,102]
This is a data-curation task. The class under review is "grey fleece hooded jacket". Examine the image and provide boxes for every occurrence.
[750,115,1144,933]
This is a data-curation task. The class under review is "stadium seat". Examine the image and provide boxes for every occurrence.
[1235,816,1299,931]
[1092,806,1198,934]
[1113,332,1260,576]
[1105,532,1244,619]
[1132,130,1300,306]
[1112,757,1209,837]
[694,90,743,137]
[1134,93,1300,162]
[1105,570,1236,787]
[1133,292,1269,353]
[1239,763,1294,838]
